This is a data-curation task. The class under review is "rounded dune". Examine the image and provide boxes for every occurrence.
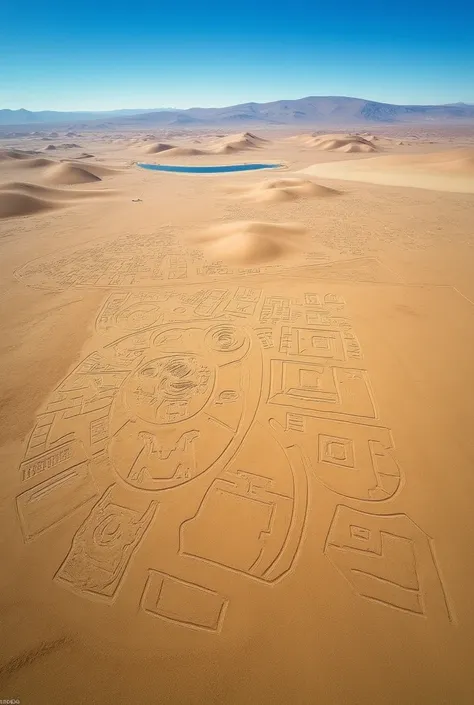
[74,163,120,178]
[0,181,114,201]
[18,157,56,169]
[303,133,377,153]
[0,149,38,161]
[191,220,307,265]
[43,163,103,185]
[142,142,176,154]
[0,191,58,219]
[165,146,207,156]
[211,131,268,154]
[228,177,340,203]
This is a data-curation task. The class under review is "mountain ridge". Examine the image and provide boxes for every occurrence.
[1,96,474,127]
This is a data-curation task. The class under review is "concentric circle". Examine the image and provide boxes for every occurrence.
[124,355,214,425]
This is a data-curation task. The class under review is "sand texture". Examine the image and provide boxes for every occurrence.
[301,146,474,193]
[1,124,474,705]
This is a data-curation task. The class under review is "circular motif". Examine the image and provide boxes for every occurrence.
[125,355,215,425]
[94,516,122,546]
[116,304,162,331]
[206,325,246,353]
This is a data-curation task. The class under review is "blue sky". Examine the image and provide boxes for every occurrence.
[1,0,473,110]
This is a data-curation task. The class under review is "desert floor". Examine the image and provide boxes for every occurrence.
[1,125,474,704]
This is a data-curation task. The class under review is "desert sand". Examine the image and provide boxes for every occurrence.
[301,146,474,193]
[1,124,474,705]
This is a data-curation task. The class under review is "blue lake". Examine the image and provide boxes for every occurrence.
[137,162,282,174]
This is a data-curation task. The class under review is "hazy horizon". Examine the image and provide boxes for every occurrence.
[2,96,474,114]
[2,0,473,111]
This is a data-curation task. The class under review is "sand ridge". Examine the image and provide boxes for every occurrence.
[190,219,308,263]
[210,131,269,154]
[0,148,41,161]
[225,176,340,202]
[141,142,176,154]
[0,191,58,218]
[297,133,378,153]
[138,132,269,159]
[0,180,117,219]
[44,163,103,185]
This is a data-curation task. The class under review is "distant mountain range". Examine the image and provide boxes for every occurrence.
[1,96,474,128]
[0,107,174,125]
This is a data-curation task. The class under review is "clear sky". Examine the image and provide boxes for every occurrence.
[1,0,473,111]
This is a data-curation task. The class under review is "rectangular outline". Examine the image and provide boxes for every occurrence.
[141,570,228,633]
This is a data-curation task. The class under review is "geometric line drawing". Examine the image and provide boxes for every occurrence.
[16,462,98,542]
[109,322,262,491]
[269,414,402,501]
[141,570,228,632]
[324,505,454,621]
[20,438,88,483]
[179,423,308,584]
[55,486,157,602]
[279,326,346,361]
[224,287,262,317]
[268,360,377,420]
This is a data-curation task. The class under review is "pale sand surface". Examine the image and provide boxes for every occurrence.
[300,147,474,193]
[1,125,474,704]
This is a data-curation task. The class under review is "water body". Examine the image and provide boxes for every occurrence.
[137,163,282,174]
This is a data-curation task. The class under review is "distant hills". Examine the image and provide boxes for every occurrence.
[0,107,174,126]
[1,96,474,128]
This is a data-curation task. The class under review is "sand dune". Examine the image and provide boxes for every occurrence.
[301,147,474,193]
[360,133,405,146]
[0,180,116,219]
[0,155,56,169]
[211,131,268,154]
[43,163,103,185]
[42,162,119,185]
[227,177,340,203]
[0,181,114,201]
[191,220,307,264]
[142,142,175,154]
[44,143,81,151]
[139,132,268,157]
[19,157,57,169]
[1,152,120,185]
[0,191,58,219]
[0,149,39,161]
[160,146,207,157]
[301,133,377,153]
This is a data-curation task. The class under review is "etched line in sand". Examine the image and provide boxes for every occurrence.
[55,485,158,602]
[14,282,452,622]
[141,571,228,632]
[179,422,308,584]
[15,232,402,291]
[324,506,454,621]
[109,322,261,491]
[269,415,401,501]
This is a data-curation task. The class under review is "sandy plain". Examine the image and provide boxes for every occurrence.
[1,123,474,704]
